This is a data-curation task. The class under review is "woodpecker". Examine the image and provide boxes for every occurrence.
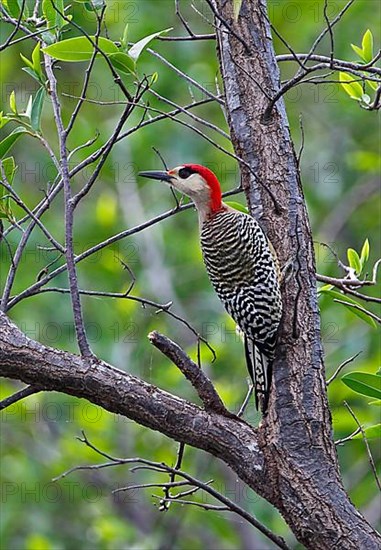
[139,164,282,412]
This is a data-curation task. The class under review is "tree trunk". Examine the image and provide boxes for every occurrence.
[212,0,380,547]
[1,0,380,548]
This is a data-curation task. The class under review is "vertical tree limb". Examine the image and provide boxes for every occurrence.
[211,0,380,547]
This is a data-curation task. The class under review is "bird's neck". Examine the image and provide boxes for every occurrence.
[196,199,227,225]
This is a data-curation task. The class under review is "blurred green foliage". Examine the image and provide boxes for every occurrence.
[0,1,380,548]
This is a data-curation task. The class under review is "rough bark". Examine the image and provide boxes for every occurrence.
[212,0,380,548]
[1,1,380,548]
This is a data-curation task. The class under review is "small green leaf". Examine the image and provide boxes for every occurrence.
[342,372,381,399]
[0,156,16,219]
[0,127,27,158]
[318,284,334,293]
[109,52,135,75]
[347,248,362,274]
[362,29,374,63]
[43,36,118,62]
[20,52,34,72]
[339,72,364,100]
[1,156,16,186]
[319,288,377,328]
[150,72,159,85]
[233,0,243,20]
[0,112,11,130]
[25,95,33,119]
[32,43,42,77]
[360,238,370,268]
[128,28,172,62]
[9,90,17,115]
[339,301,377,328]
[367,79,378,92]
[31,87,46,132]
[225,201,249,214]
[368,399,381,406]
[42,0,65,30]
[350,43,364,60]
[42,0,55,29]
[352,424,381,440]
[21,67,43,84]
[121,23,129,51]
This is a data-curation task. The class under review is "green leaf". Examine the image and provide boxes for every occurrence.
[43,36,118,62]
[21,67,43,84]
[350,43,364,60]
[319,288,377,328]
[128,28,172,62]
[347,248,362,274]
[1,0,20,18]
[0,112,11,130]
[225,201,249,214]
[121,23,129,51]
[318,284,334,293]
[32,43,42,76]
[367,79,378,92]
[42,0,65,30]
[109,52,135,75]
[0,127,27,158]
[339,72,363,100]
[0,156,16,219]
[339,301,377,328]
[342,372,381,399]
[1,156,16,186]
[21,43,43,82]
[9,90,17,115]
[360,238,370,268]
[362,29,374,63]
[368,399,381,406]
[20,52,34,72]
[233,0,243,21]
[25,95,33,119]
[31,87,46,132]
[352,424,381,440]
[42,0,55,29]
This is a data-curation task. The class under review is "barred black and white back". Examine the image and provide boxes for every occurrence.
[200,209,282,412]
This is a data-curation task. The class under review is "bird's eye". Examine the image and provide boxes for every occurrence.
[178,167,193,179]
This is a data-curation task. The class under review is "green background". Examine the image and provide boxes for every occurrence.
[1,1,380,548]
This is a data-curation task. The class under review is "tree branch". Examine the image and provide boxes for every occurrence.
[0,310,267,496]
[148,331,228,415]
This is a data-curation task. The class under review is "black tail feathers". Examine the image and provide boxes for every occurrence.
[244,337,273,413]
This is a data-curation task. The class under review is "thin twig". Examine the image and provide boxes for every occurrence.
[45,55,92,357]
[8,187,243,310]
[0,385,41,411]
[344,402,381,492]
[55,433,289,550]
[0,0,26,52]
[335,427,362,446]
[327,352,362,385]
[333,299,381,325]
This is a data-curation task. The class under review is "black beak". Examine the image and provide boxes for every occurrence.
[138,170,173,183]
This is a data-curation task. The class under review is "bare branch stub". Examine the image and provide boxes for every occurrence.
[148,330,228,415]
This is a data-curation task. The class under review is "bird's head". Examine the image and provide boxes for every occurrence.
[139,164,223,219]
